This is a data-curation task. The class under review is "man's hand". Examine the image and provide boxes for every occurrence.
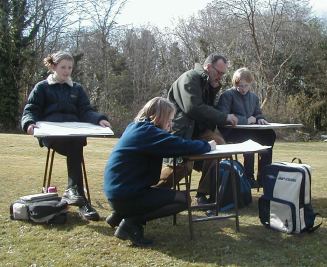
[99,120,111,128]
[226,114,238,126]
[27,123,38,135]
[208,140,216,151]
[247,116,256,124]
[257,119,269,125]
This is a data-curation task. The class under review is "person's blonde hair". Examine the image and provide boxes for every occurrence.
[134,97,175,128]
[43,51,74,71]
[232,67,254,86]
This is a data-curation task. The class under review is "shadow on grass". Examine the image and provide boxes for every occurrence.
[150,210,326,266]
[30,211,93,231]
[85,196,326,266]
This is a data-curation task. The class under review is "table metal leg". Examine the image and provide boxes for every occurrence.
[230,156,240,232]
[172,158,177,225]
[184,161,194,240]
[42,148,51,192]
[216,159,222,217]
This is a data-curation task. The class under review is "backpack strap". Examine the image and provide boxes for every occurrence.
[291,157,302,164]
[307,213,323,233]
[218,166,230,198]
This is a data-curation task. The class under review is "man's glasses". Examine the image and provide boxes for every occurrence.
[211,65,226,77]
[237,83,251,89]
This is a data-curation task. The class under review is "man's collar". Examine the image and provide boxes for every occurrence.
[194,63,209,81]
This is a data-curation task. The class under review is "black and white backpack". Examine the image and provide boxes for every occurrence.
[10,193,68,224]
[258,158,322,233]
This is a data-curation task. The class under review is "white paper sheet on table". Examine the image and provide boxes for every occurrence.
[224,123,303,129]
[205,140,271,155]
[34,121,114,137]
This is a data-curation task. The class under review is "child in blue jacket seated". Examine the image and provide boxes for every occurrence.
[103,97,216,246]
[21,51,111,221]
[217,67,276,186]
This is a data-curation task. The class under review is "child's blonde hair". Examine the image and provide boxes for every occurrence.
[232,67,254,86]
[135,97,175,128]
[43,51,74,71]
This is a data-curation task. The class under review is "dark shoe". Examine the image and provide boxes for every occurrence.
[195,195,210,205]
[79,202,100,221]
[248,178,259,189]
[114,219,153,246]
[106,212,122,228]
[205,209,215,217]
[62,186,85,206]
[195,195,213,211]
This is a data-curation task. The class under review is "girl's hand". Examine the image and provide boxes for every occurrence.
[247,116,256,124]
[27,124,38,135]
[99,119,111,128]
[258,119,269,125]
[227,114,238,126]
[208,140,217,151]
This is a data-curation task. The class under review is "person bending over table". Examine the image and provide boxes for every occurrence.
[216,67,276,187]
[103,97,216,246]
[158,53,238,206]
[21,51,110,221]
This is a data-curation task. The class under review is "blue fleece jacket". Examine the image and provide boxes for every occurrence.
[103,120,211,200]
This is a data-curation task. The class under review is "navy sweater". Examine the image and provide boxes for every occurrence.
[103,120,211,200]
[21,80,107,132]
[217,88,265,125]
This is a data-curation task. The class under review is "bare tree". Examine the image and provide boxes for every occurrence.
[174,0,312,109]
[74,0,127,106]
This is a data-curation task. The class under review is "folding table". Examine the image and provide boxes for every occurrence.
[174,140,271,239]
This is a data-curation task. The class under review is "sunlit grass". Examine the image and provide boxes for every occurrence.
[0,134,326,266]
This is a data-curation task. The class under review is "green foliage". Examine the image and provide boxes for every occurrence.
[0,0,46,131]
[102,98,134,136]
[295,91,327,131]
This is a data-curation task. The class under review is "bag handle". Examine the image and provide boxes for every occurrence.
[307,213,323,233]
[291,157,302,164]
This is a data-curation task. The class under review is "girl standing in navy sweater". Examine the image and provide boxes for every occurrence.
[103,97,215,246]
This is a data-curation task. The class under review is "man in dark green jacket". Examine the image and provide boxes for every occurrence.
[158,53,238,204]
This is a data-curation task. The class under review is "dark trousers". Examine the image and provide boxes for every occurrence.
[108,187,187,224]
[220,128,276,179]
[41,137,86,195]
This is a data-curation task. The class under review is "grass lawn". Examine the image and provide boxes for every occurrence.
[0,133,326,266]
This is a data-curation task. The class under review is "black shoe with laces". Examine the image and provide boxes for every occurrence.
[106,212,123,228]
[62,186,85,206]
[114,219,153,246]
[79,201,100,221]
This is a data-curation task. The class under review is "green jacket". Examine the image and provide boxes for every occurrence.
[168,63,227,140]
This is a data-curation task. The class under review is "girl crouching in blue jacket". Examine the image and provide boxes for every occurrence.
[103,97,216,246]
